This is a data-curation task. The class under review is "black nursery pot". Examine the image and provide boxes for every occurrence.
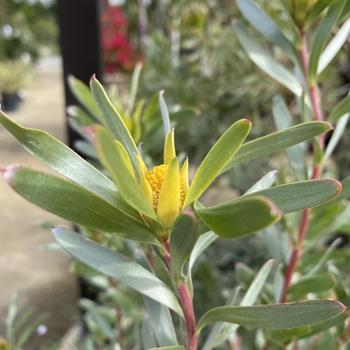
[1,92,22,112]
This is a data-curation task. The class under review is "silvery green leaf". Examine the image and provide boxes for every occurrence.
[234,22,302,96]
[318,18,350,73]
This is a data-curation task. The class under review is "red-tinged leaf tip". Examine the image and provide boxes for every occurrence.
[241,118,252,125]
[333,179,343,195]
[322,121,334,131]
[90,74,97,82]
[3,164,20,185]
[335,300,347,313]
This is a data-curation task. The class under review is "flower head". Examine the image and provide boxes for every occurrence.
[137,129,189,230]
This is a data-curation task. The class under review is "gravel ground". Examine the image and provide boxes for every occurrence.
[0,61,79,348]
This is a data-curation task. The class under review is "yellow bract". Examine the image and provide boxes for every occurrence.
[136,129,189,230]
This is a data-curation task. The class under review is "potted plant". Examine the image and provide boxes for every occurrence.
[0,60,32,111]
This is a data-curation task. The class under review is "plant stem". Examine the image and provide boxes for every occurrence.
[280,30,326,303]
[178,282,198,350]
[161,239,198,349]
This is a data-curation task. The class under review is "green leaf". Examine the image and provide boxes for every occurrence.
[186,119,251,204]
[144,297,178,347]
[159,91,171,136]
[269,313,347,343]
[185,231,218,292]
[68,75,100,117]
[5,166,157,244]
[324,113,349,161]
[53,227,183,316]
[96,127,156,220]
[249,179,342,213]
[197,300,346,332]
[170,214,200,279]
[288,273,336,299]
[0,110,134,216]
[245,170,279,194]
[306,0,334,25]
[309,0,345,82]
[67,105,95,125]
[272,95,306,179]
[90,76,140,174]
[127,62,143,115]
[318,18,350,73]
[236,0,295,59]
[224,121,332,171]
[203,260,275,350]
[328,94,350,123]
[234,22,302,96]
[195,195,282,239]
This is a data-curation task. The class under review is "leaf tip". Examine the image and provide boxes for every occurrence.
[2,164,20,186]
[333,179,343,195]
[322,121,334,132]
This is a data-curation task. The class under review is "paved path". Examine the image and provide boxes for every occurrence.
[0,62,79,347]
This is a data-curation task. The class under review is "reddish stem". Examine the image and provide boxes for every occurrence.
[162,238,172,268]
[280,209,309,303]
[280,31,326,304]
[178,282,198,350]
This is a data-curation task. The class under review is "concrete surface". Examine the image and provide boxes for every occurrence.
[0,62,79,347]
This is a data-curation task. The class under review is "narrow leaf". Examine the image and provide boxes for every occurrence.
[159,91,171,136]
[186,231,218,285]
[170,214,200,279]
[324,113,349,161]
[195,195,282,239]
[90,76,140,174]
[272,95,306,178]
[234,22,302,96]
[53,227,183,316]
[288,273,336,299]
[245,170,279,195]
[4,166,157,244]
[328,94,350,123]
[68,76,100,117]
[186,119,251,204]
[249,179,342,213]
[127,62,143,114]
[224,121,332,171]
[0,110,134,216]
[236,0,295,59]
[197,300,346,332]
[309,0,345,82]
[96,127,156,220]
[144,297,178,347]
[204,260,275,350]
[318,18,350,73]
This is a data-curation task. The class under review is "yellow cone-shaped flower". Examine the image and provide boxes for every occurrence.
[139,129,188,230]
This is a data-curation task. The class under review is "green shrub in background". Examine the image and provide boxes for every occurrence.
[0,71,347,348]
[0,0,57,62]
[1,0,350,349]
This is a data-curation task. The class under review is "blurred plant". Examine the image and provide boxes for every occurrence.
[101,1,137,73]
[135,0,281,162]
[0,60,32,94]
[67,64,190,162]
[0,0,57,62]
[0,69,347,349]
[231,0,350,348]
[0,292,49,350]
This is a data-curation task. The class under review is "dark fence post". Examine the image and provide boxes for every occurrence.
[57,0,102,147]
